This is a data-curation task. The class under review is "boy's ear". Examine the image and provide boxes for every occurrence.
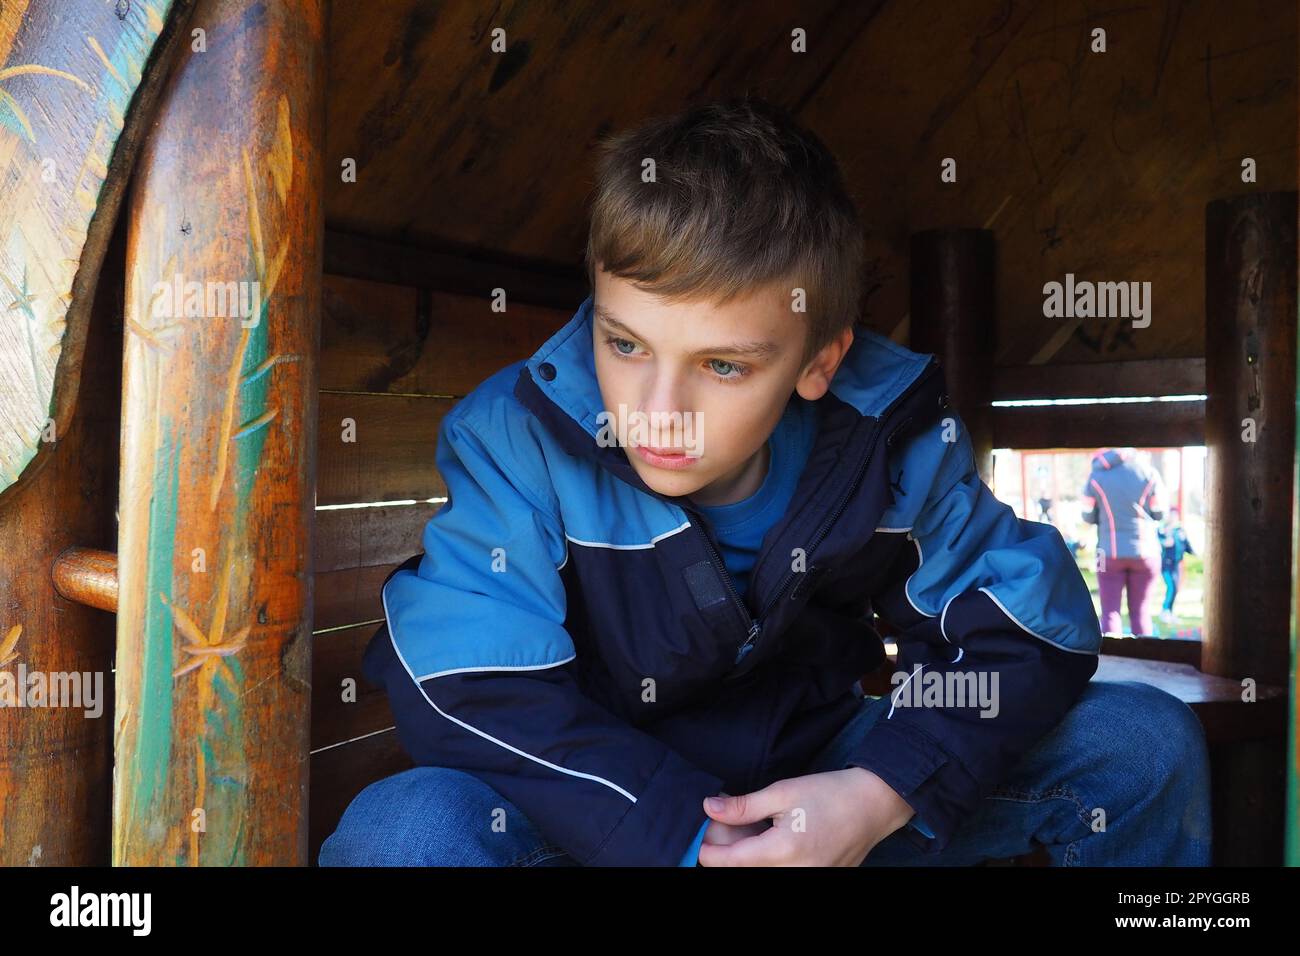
[795,327,855,401]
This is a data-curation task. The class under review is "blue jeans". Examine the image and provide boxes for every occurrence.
[318,679,1212,867]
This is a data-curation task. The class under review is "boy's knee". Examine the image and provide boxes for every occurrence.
[1108,681,1209,779]
[318,766,549,866]
[318,766,498,866]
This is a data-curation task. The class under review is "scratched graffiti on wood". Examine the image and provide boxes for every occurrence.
[0,0,190,497]
[114,0,321,866]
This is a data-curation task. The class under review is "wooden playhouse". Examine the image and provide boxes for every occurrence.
[0,0,1296,865]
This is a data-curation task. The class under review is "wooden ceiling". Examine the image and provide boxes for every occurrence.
[324,0,1296,367]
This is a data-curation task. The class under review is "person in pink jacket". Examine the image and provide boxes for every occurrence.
[1081,447,1167,635]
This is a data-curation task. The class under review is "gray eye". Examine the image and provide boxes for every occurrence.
[709,359,737,376]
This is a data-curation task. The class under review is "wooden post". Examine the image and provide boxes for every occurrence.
[0,0,192,866]
[909,229,996,482]
[115,0,323,865]
[1203,192,1297,687]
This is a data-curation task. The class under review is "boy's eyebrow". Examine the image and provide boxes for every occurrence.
[595,305,781,359]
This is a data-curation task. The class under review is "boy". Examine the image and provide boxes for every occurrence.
[320,98,1210,867]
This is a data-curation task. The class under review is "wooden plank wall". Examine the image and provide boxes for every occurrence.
[308,266,575,861]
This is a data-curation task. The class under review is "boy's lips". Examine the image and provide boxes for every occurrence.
[633,444,698,469]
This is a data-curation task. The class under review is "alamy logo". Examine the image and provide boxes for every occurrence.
[1042,273,1151,328]
[890,663,1000,718]
[151,272,262,327]
[0,663,104,718]
[594,406,704,457]
[49,886,151,936]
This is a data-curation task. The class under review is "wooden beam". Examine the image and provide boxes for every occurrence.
[990,399,1205,449]
[993,358,1206,401]
[316,394,452,505]
[909,229,996,481]
[324,229,588,310]
[115,0,324,866]
[321,276,570,396]
[52,548,118,614]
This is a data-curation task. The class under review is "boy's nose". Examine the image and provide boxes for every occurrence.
[635,393,694,446]
[639,376,690,420]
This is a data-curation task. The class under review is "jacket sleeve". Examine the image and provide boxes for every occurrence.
[851,412,1101,854]
[378,404,723,866]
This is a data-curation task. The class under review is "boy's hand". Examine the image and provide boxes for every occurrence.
[697,769,915,866]
[700,792,770,846]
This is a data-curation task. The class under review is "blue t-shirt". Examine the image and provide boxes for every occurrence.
[695,398,818,601]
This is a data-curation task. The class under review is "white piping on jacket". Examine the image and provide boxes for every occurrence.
[414,657,578,682]
[893,534,1096,656]
[938,592,959,644]
[380,580,638,803]
[977,586,1099,656]
[902,533,936,619]
[564,520,691,550]
[887,663,926,719]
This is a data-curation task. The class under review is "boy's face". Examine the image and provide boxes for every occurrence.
[592,267,854,506]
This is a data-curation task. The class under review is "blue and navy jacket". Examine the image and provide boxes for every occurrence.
[364,294,1102,866]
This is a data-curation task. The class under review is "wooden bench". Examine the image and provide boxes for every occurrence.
[864,649,1286,866]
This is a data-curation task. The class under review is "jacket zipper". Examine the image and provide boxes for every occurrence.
[731,359,943,663]
[685,506,761,661]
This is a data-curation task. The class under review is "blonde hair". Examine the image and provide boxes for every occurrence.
[585,96,866,367]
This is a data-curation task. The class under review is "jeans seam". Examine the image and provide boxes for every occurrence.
[509,843,569,867]
[985,784,1094,865]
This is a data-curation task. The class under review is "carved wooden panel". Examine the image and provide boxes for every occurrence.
[0,0,194,498]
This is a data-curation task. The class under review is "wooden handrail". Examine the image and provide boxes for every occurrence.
[52,547,118,613]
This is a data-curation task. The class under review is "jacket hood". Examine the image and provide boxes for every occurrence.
[1091,448,1127,471]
